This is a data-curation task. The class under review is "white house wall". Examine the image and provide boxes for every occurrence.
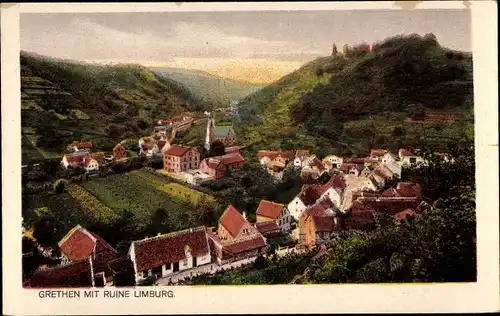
[288,197,306,220]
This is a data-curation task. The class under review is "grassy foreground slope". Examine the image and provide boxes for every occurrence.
[153,67,264,109]
[237,34,474,156]
[21,51,207,162]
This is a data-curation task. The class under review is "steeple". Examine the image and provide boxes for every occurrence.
[204,112,215,151]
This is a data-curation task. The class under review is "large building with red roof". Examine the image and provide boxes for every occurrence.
[128,226,211,284]
[208,205,268,264]
[27,257,95,288]
[163,145,200,173]
[58,225,119,286]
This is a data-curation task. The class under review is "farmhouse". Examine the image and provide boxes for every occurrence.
[198,151,245,180]
[163,145,200,173]
[128,226,212,284]
[58,225,119,286]
[61,152,106,173]
[61,151,89,169]
[255,200,292,233]
[254,222,282,237]
[138,136,157,157]
[113,143,127,160]
[208,205,267,264]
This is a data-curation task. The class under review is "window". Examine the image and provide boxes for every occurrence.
[166,262,171,270]
[410,157,417,164]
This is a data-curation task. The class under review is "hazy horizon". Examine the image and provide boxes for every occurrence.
[21,10,471,83]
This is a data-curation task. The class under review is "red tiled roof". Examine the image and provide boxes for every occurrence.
[113,143,125,151]
[397,182,422,198]
[256,200,285,219]
[28,258,93,288]
[309,157,326,171]
[164,145,196,157]
[371,149,388,157]
[353,197,420,215]
[72,141,93,149]
[340,163,357,173]
[295,150,310,158]
[394,209,416,223]
[414,201,431,214]
[59,226,117,262]
[203,158,226,170]
[219,205,248,238]
[299,186,324,206]
[382,187,400,197]
[279,150,296,160]
[257,150,280,160]
[255,222,281,235]
[222,235,267,254]
[399,149,415,157]
[347,208,376,229]
[64,152,89,164]
[216,152,245,166]
[132,226,210,272]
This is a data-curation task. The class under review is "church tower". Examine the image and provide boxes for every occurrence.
[204,113,215,151]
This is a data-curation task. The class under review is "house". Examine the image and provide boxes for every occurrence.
[322,155,344,170]
[208,205,267,264]
[256,200,292,233]
[381,152,398,164]
[83,157,100,173]
[370,149,388,161]
[396,182,422,199]
[301,156,327,174]
[344,205,376,231]
[254,222,282,237]
[129,226,211,284]
[163,145,200,173]
[360,166,374,178]
[298,199,343,248]
[153,126,168,140]
[350,195,421,216]
[58,225,119,286]
[257,150,280,167]
[340,163,363,177]
[288,174,346,220]
[293,150,311,168]
[113,143,127,160]
[70,141,93,152]
[382,161,402,178]
[61,151,89,169]
[199,158,228,180]
[394,209,416,225]
[213,152,246,169]
[138,136,157,157]
[27,257,95,288]
[398,149,426,168]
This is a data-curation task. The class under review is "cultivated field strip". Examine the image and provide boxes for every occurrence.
[127,170,214,203]
[66,183,120,224]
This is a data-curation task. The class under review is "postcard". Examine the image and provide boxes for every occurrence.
[2,1,499,314]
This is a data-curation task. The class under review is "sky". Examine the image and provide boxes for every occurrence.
[20,10,471,83]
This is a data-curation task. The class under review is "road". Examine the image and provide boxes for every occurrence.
[156,256,257,285]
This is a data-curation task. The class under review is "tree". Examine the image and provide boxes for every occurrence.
[53,179,67,194]
[33,216,57,246]
[332,43,338,56]
[208,140,225,157]
[406,103,426,121]
[392,126,406,137]
[146,208,170,235]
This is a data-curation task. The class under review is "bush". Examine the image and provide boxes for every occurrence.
[406,103,426,121]
[53,179,67,194]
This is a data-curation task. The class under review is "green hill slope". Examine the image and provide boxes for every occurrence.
[21,52,207,163]
[153,67,264,108]
[237,34,474,156]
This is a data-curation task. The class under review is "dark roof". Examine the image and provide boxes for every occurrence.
[256,200,285,219]
[370,149,388,157]
[28,258,94,288]
[132,226,210,272]
[219,205,248,238]
[108,256,135,275]
[222,235,267,254]
[255,222,281,235]
[396,182,422,198]
[214,152,246,166]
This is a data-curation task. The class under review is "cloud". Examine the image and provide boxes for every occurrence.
[21,16,324,63]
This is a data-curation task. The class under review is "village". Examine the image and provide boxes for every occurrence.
[23,106,456,288]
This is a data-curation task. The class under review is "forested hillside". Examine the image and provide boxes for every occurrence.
[21,51,207,163]
[153,67,263,109]
[237,33,474,156]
